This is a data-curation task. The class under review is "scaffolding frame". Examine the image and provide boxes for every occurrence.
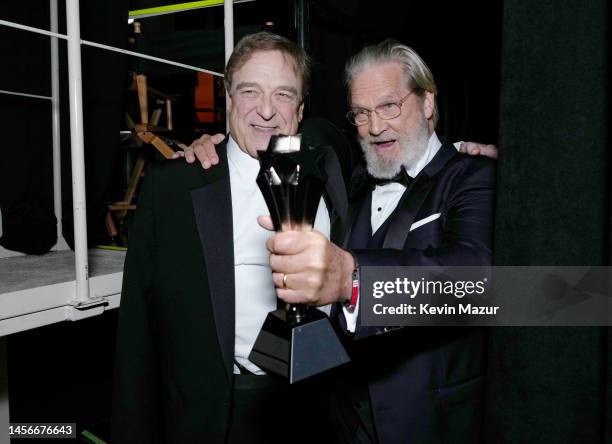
[0,1,232,303]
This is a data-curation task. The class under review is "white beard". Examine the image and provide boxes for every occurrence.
[359,119,430,179]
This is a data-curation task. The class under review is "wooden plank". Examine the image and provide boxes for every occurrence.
[150,108,162,126]
[149,136,176,159]
[166,99,173,130]
[105,211,118,237]
[119,156,147,218]
[136,74,148,124]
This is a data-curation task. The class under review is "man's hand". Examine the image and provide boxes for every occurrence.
[265,229,355,306]
[459,142,499,160]
[172,133,225,168]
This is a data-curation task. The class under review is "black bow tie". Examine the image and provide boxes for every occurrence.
[369,166,413,188]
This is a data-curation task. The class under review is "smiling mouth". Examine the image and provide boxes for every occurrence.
[372,139,397,149]
[251,124,278,133]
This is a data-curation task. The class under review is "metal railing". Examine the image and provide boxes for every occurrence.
[0,0,234,304]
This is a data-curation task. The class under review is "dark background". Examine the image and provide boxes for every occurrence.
[1,0,609,442]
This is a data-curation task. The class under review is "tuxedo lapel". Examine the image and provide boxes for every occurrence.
[382,178,434,249]
[191,142,235,378]
[343,163,370,248]
[299,118,351,244]
[382,141,458,249]
[323,148,349,244]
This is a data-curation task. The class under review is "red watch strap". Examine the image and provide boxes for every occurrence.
[346,253,359,308]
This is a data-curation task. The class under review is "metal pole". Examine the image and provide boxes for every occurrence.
[223,1,234,64]
[65,0,90,302]
[0,338,8,444]
[50,0,68,251]
[295,0,309,51]
[294,0,309,115]
[224,0,234,132]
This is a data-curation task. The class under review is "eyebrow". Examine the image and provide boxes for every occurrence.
[235,82,298,95]
[351,95,400,109]
[277,86,299,95]
[235,82,260,90]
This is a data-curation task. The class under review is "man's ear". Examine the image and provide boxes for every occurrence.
[423,91,435,120]
[227,93,233,114]
[298,101,304,123]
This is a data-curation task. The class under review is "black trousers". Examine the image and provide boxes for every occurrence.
[329,375,378,444]
[227,374,336,444]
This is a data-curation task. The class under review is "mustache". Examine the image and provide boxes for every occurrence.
[360,135,398,144]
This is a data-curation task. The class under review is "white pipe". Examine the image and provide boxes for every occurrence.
[81,39,223,77]
[65,0,90,302]
[0,19,223,77]
[224,1,234,64]
[224,0,234,132]
[0,89,51,100]
[0,337,8,444]
[0,18,66,39]
[50,0,66,251]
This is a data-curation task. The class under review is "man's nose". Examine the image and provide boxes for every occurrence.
[368,112,388,136]
[256,95,276,120]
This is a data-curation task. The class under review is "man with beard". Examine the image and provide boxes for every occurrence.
[263,40,494,443]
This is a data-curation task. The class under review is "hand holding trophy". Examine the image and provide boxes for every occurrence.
[249,134,350,383]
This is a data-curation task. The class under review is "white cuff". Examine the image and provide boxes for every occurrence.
[342,297,359,333]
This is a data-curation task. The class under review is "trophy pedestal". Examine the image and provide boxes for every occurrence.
[249,306,350,384]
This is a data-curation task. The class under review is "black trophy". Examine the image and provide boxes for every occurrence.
[249,134,350,383]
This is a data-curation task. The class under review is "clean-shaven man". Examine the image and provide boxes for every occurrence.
[112,32,349,444]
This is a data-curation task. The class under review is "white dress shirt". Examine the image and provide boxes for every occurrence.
[344,132,448,331]
[227,136,330,374]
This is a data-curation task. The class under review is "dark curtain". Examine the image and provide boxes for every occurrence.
[308,1,502,145]
[486,0,610,442]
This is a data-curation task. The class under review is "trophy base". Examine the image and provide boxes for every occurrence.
[249,307,350,384]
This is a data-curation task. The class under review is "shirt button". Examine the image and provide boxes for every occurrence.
[377,207,382,212]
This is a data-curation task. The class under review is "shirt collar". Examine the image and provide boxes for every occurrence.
[227,134,261,183]
[405,131,442,178]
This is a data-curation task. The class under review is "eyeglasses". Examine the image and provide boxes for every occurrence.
[346,92,414,126]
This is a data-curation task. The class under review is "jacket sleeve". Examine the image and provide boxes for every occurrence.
[111,164,162,444]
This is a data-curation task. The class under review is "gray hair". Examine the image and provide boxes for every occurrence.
[344,39,439,127]
[225,31,311,101]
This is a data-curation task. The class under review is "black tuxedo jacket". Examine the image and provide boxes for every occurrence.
[111,130,349,443]
[341,140,495,444]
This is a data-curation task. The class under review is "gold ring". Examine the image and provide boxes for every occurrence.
[282,273,288,290]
